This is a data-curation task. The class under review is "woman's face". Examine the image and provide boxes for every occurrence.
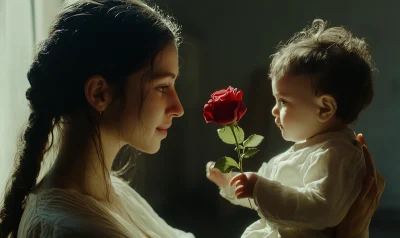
[106,41,184,154]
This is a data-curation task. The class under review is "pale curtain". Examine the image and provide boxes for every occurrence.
[0,0,62,200]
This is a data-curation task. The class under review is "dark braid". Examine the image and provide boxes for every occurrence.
[0,110,56,237]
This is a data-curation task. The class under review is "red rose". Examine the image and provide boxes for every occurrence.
[203,86,247,126]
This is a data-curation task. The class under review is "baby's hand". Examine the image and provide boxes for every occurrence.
[230,172,259,199]
[206,161,232,187]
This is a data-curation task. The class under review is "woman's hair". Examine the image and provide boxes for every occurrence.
[0,0,181,237]
[269,19,374,124]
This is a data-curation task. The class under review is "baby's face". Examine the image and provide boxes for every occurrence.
[271,74,323,142]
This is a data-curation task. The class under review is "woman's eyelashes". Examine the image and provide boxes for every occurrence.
[156,85,171,93]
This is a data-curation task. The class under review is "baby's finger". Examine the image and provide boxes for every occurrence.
[230,173,247,186]
[235,185,245,196]
[236,192,249,199]
[362,145,377,181]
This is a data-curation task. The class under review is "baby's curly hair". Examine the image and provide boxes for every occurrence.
[269,19,375,124]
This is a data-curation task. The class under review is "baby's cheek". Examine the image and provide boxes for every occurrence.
[280,109,291,124]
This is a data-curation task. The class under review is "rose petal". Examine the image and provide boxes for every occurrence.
[211,101,238,125]
[204,86,246,125]
[211,90,228,100]
[235,101,247,122]
[226,87,237,101]
[235,90,243,101]
[227,86,235,92]
[203,104,215,122]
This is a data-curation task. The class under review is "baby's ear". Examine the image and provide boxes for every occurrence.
[316,94,337,123]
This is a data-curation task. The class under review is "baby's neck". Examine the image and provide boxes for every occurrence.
[307,122,346,141]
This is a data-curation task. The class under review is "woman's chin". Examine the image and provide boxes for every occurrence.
[140,143,161,155]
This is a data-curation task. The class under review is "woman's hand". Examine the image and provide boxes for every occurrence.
[336,134,386,237]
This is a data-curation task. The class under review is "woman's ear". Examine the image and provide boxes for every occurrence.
[84,75,113,113]
[317,94,337,122]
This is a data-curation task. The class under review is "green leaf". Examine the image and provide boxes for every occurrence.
[243,148,260,158]
[243,134,264,147]
[214,156,240,173]
[217,125,245,144]
[233,125,245,144]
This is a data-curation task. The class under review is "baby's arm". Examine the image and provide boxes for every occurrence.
[249,145,366,230]
[206,161,255,209]
[206,157,277,209]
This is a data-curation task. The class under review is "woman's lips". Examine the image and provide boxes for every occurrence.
[156,128,168,136]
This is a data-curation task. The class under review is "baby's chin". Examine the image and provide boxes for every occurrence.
[284,137,301,143]
[281,135,297,143]
[282,132,307,143]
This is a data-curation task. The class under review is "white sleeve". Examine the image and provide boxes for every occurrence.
[170,228,196,238]
[253,146,366,230]
[219,156,278,209]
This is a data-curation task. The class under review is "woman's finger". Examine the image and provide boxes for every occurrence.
[375,172,386,201]
[359,176,374,203]
[356,134,374,177]
[356,133,366,146]
[362,145,377,181]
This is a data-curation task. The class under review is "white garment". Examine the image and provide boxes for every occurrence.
[220,128,368,238]
[18,176,195,238]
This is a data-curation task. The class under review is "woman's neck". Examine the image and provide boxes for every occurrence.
[44,115,122,201]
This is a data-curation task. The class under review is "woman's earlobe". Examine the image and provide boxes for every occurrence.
[317,94,337,122]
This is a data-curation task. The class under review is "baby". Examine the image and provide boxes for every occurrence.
[207,19,374,238]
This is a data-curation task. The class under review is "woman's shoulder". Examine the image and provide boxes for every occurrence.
[19,188,128,238]
[110,175,152,209]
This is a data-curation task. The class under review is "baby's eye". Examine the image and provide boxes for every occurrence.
[278,99,287,106]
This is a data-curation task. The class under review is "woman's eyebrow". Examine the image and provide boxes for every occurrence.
[152,72,179,80]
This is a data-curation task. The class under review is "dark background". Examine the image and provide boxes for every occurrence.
[124,0,399,237]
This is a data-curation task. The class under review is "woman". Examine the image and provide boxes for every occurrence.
[0,0,190,237]
[336,134,386,237]
[0,0,384,237]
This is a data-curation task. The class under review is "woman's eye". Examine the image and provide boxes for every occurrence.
[157,86,170,93]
